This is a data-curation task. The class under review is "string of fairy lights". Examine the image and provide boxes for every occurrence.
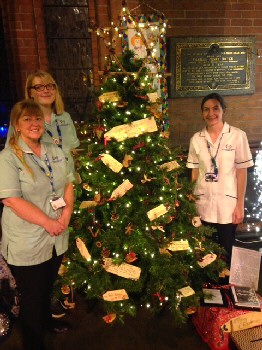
[244,142,262,237]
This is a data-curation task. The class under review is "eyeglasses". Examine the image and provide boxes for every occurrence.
[29,83,56,92]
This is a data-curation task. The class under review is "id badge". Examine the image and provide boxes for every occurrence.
[205,172,218,182]
[50,196,66,210]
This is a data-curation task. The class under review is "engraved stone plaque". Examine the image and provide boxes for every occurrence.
[168,37,256,98]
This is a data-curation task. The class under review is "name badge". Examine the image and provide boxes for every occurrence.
[50,197,66,210]
[205,172,218,182]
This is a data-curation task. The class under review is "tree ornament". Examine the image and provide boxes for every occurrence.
[96,100,103,111]
[186,307,197,315]
[125,252,138,263]
[83,183,92,191]
[96,241,102,248]
[125,223,135,236]
[163,176,170,185]
[122,154,134,167]
[88,225,100,238]
[146,156,151,164]
[61,285,71,295]
[103,313,116,323]
[111,213,119,222]
[192,216,202,227]
[187,193,197,202]
[152,292,164,302]
[94,193,101,203]
[101,248,111,258]
[93,125,105,140]
[175,200,180,208]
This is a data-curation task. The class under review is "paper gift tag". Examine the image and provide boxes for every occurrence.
[99,91,121,102]
[79,201,98,209]
[76,237,91,260]
[103,258,141,280]
[104,117,158,142]
[223,311,262,332]
[197,254,217,268]
[147,92,159,102]
[178,286,195,297]
[100,153,123,173]
[167,240,190,251]
[159,248,172,256]
[147,204,169,221]
[103,289,129,302]
[111,179,133,199]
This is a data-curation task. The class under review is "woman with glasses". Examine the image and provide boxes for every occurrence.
[0,99,74,350]
[186,93,253,262]
[6,70,80,177]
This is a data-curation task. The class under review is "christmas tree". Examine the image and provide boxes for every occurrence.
[60,49,227,324]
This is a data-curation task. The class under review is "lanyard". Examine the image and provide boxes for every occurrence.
[45,118,62,149]
[31,153,56,196]
[206,135,223,174]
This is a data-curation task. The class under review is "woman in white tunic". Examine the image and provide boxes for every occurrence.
[187,93,254,261]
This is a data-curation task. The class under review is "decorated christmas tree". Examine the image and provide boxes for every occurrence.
[59,48,227,324]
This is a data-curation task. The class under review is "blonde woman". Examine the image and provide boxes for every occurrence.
[0,99,74,350]
[7,70,80,176]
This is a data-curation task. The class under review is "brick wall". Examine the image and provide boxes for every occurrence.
[2,0,262,147]
[1,0,48,100]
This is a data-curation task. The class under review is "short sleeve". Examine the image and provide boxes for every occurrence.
[66,112,80,149]
[0,150,22,198]
[235,131,254,169]
[186,137,199,169]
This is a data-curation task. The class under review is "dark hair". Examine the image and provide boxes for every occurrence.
[201,93,227,112]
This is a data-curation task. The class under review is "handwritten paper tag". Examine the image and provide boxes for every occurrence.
[103,289,129,302]
[167,240,190,252]
[223,311,262,332]
[104,117,158,142]
[100,154,123,173]
[178,286,195,297]
[111,179,134,199]
[159,248,172,256]
[103,258,141,280]
[76,237,91,260]
[160,160,180,172]
[197,254,217,268]
[79,201,98,209]
[99,91,121,102]
[147,204,169,221]
[147,92,159,103]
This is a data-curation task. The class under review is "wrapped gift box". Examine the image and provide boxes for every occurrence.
[229,325,262,350]
[191,289,262,350]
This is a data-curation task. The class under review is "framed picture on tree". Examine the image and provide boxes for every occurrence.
[121,12,169,126]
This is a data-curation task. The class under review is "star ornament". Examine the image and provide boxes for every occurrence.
[187,193,197,201]
[125,223,135,236]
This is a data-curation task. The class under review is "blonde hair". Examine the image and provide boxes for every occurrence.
[25,70,64,115]
[9,99,44,176]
